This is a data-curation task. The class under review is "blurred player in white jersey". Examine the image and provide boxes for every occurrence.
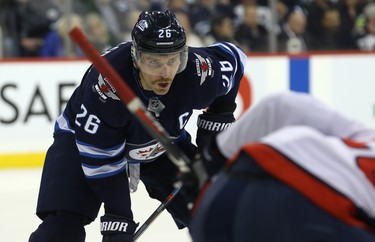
[188,91,375,242]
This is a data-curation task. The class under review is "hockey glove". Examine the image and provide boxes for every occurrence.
[196,111,235,150]
[101,214,138,242]
[197,135,227,176]
[174,160,203,207]
[176,136,227,206]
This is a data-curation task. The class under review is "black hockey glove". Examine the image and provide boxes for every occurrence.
[101,214,138,242]
[175,136,228,206]
[174,159,205,207]
[198,135,227,177]
[196,111,235,150]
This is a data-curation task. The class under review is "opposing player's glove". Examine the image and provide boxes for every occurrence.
[101,214,138,242]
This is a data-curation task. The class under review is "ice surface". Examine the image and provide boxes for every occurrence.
[0,168,191,242]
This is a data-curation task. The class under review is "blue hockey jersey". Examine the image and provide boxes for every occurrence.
[53,41,246,216]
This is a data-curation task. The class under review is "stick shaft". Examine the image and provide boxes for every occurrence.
[133,185,182,241]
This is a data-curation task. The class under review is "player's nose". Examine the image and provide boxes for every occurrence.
[158,65,171,78]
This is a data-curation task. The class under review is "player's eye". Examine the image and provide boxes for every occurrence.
[147,59,162,68]
[167,58,179,66]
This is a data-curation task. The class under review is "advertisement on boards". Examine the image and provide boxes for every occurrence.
[1,54,375,167]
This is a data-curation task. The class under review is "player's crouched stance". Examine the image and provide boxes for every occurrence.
[29,9,246,242]
[186,91,375,242]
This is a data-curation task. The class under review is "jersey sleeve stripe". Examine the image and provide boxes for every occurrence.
[76,140,126,158]
[223,42,247,73]
[211,42,247,93]
[55,113,75,133]
[212,43,237,94]
[81,158,127,178]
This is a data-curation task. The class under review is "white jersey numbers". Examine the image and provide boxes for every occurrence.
[219,61,233,89]
[75,104,101,134]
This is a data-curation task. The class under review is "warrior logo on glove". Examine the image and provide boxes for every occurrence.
[101,221,129,232]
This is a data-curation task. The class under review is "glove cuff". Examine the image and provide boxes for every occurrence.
[196,112,235,149]
[100,214,138,236]
[197,112,235,133]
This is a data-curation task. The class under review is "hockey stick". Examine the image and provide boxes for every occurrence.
[133,185,181,241]
[68,27,191,240]
[69,27,191,174]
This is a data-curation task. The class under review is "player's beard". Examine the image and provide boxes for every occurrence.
[152,78,173,95]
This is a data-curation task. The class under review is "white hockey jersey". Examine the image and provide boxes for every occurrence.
[216,91,375,229]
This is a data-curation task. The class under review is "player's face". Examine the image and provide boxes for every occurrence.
[138,53,181,95]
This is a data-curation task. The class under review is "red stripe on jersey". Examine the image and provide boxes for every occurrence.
[243,143,371,230]
[342,139,369,149]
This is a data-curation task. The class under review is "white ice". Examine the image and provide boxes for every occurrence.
[0,168,192,242]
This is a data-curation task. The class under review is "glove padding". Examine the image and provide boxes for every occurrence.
[196,111,235,150]
[175,136,227,206]
[199,135,227,177]
[101,214,138,242]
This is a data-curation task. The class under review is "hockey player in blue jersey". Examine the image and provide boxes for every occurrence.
[29,10,247,242]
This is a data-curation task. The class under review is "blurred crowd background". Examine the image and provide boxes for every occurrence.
[0,0,374,59]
